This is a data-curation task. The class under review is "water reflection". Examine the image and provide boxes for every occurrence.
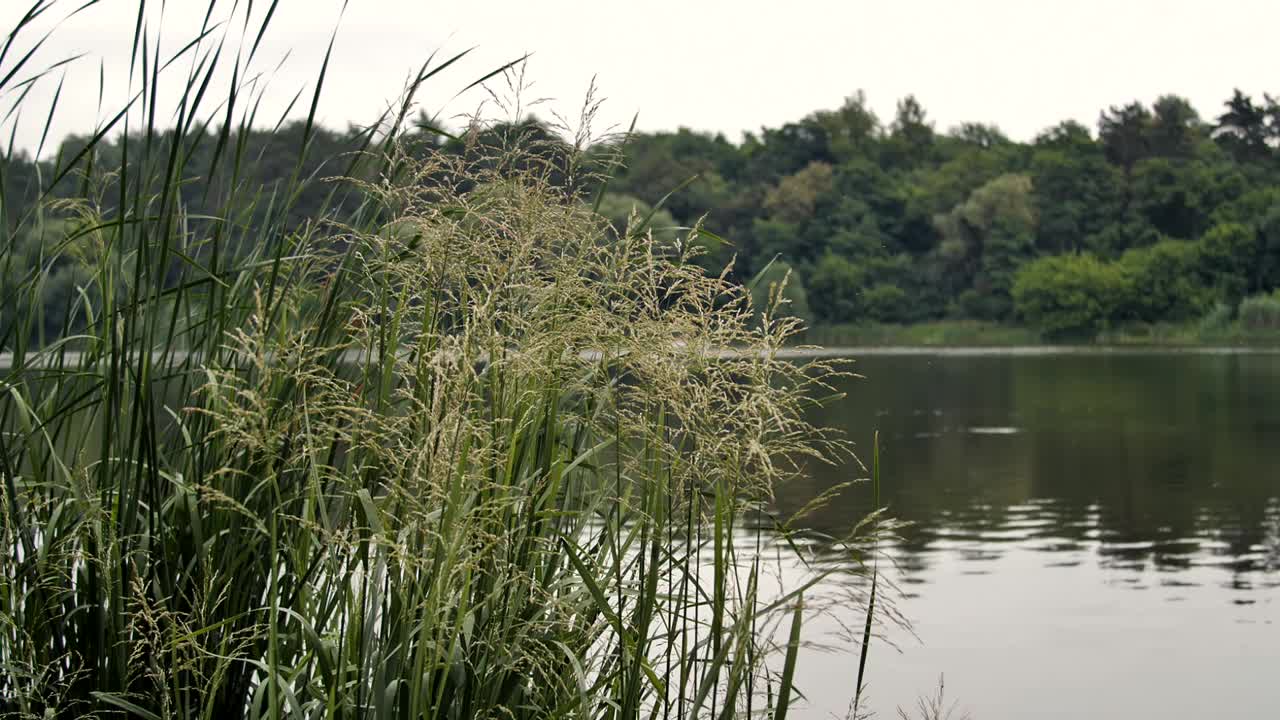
[781,353,1280,587]
[773,351,1280,719]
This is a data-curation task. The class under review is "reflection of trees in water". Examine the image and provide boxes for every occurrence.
[1262,499,1280,574]
[773,353,1280,581]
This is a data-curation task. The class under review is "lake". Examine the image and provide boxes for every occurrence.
[780,349,1280,719]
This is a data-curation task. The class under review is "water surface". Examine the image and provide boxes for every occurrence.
[781,350,1280,719]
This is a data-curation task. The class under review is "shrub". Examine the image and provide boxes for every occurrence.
[1238,291,1280,330]
[957,286,1012,323]
[863,283,909,322]
[1117,239,1213,322]
[1197,302,1235,333]
[1198,222,1256,307]
[1011,253,1132,339]
[808,252,866,322]
[1083,216,1161,258]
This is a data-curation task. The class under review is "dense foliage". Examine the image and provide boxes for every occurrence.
[9,90,1280,342]
[602,91,1280,338]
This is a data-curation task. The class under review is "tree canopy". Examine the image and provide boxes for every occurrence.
[601,89,1280,337]
[8,88,1280,343]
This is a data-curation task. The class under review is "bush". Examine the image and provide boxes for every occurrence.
[1012,253,1132,339]
[863,283,909,322]
[1198,222,1256,307]
[1197,302,1235,333]
[1117,239,1213,322]
[957,285,1012,323]
[808,252,866,322]
[1238,291,1280,330]
[1083,216,1161,258]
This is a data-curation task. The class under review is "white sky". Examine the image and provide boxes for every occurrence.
[2,0,1278,157]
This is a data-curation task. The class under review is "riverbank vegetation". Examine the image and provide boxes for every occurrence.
[800,289,1280,348]
[13,85,1280,346]
[0,3,892,718]
[605,94,1280,343]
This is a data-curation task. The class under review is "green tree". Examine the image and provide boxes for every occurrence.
[1148,94,1204,159]
[1199,222,1256,308]
[1213,89,1275,163]
[611,128,742,223]
[1210,186,1280,292]
[934,173,1037,319]
[749,217,804,271]
[743,119,833,182]
[1083,213,1161,257]
[1099,102,1153,173]
[885,95,936,169]
[9,73,1279,340]
[808,252,866,322]
[1129,158,1207,239]
[1031,123,1122,253]
[916,140,1023,219]
[764,162,836,224]
[862,284,909,322]
[949,122,1011,149]
[1118,239,1213,322]
[809,91,882,162]
[1012,253,1131,338]
[829,158,922,253]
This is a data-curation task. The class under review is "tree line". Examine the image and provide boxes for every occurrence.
[6,88,1280,342]
[605,90,1280,338]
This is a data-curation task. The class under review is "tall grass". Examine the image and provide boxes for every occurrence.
[0,2,886,718]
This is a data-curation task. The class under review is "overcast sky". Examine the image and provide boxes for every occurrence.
[3,0,1278,156]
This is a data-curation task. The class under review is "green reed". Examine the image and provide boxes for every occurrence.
[0,3,887,718]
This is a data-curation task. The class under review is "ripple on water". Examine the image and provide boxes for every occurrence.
[965,426,1022,435]
[1025,538,1086,553]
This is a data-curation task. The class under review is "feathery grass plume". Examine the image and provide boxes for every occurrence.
[896,676,972,720]
[0,2,894,718]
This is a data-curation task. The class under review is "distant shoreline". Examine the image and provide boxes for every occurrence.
[802,320,1280,351]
